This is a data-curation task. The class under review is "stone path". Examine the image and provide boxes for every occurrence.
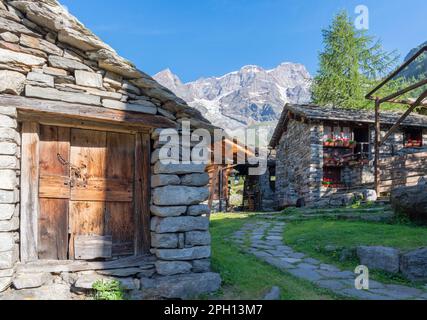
[231,221,427,300]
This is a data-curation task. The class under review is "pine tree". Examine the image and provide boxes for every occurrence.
[312,11,399,109]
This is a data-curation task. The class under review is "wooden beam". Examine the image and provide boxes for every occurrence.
[18,111,150,134]
[374,99,381,196]
[366,45,427,99]
[20,122,40,262]
[207,166,220,218]
[379,152,427,165]
[16,255,156,274]
[135,133,151,254]
[74,235,113,260]
[0,94,176,129]
[380,89,427,146]
[141,133,152,254]
[378,78,427,104]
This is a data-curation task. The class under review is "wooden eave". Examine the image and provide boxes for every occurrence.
[0,94,177,131]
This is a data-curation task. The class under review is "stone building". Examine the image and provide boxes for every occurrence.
[236,159,276,212]
[0,0,221,299]
[269,104,427,208]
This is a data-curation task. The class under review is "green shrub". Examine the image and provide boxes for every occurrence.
[92,279,126,300]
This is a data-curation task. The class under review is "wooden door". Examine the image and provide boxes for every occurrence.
[37,124,149,260]
[38,125,70,260]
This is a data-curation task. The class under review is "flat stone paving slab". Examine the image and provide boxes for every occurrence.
[371,285,424,300]
[303,258,321,265]
[341,288,391,300]
[276,245,293,252]
[319,264,341,272]
[231,221,427,300]
[266,236,282,241]
[317,269,354,280]
[315,279,348,291]
[287,268,323,282]
[264,257,296,270]
[281,257,302,264]
[287,252,306,259]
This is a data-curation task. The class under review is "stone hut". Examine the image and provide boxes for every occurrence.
[269,104,427,209]
[0,0,220,299]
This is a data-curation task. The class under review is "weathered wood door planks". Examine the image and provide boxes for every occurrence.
[105,132,135,256]
[21,122,40,262]
[32,124,149,261]
[38,125,70,260]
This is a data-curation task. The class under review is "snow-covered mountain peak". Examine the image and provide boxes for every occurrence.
[154,62,312,136]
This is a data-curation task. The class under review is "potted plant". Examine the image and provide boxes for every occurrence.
[322,178,333,187]
[324,138,334,147]
[334,139,344,147]
[413,140,422,147]
[349,140,357,148]
[343,139,350,147]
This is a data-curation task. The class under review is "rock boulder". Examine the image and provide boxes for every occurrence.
[400,248,427,281]
[357,246,400,274]
[140,272,221,299]
[391,184,427,224]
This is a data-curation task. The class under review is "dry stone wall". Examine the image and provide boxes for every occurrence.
[0,106,19,293]
[274,120,315,208]
[150,129,213,277]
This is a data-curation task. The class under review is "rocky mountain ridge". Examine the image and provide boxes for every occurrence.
[154,63,312,136]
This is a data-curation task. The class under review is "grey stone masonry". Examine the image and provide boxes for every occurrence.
[0,106,19,293]
[150,128,213,277]
[275,120,314,208]
[275,117,427,208]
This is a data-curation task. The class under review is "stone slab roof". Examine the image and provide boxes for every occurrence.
[269,103,427,148]
[5,0,213,128]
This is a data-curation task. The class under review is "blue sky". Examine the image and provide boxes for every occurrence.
[60,0,426,83]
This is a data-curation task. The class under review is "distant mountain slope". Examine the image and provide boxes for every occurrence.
[401,41,427,80]
[154,63,312,136]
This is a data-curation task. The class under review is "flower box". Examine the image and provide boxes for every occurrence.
[323,139,334,147]
[334,140,344,147]
[405,140,422,148]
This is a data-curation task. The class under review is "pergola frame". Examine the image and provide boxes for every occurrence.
[365,46,427,195]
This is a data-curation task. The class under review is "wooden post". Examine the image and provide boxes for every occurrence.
[218,168,223,212]
[134,132,151,255]
[374,99,381,196]
[21,122,40,262]
[207,166,219,219]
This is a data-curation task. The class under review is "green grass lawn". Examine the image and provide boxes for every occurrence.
[283,219,427,285]
[283,219,427,251]
[209,213,341,300]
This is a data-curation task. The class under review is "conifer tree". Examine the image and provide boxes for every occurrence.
[312,11,398,109]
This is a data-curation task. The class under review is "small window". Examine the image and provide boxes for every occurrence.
[404,128,423,148]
